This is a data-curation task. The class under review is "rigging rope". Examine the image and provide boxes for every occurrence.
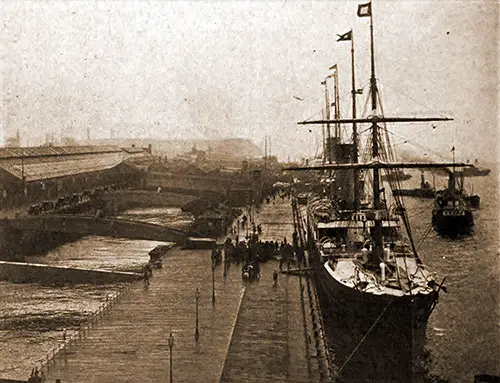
[415,223,435,252]
[377,79,450,118]
[336,298,394,376]
[379,125,452,162]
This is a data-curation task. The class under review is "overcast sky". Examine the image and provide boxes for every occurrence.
[0,0,498,162]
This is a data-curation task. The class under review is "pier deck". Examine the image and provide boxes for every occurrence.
[43,199,324,383]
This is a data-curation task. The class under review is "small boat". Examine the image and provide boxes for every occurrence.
[148,244,172,268]
[148,244,171,258]
[432,172,474,237]
[380,169,412,181]
[465,194,480,209]
[462,160,491,176]
[393,172,436,198]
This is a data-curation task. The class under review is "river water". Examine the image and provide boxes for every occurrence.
[0,207,192,381]
[0,181,498,382]
[318,169,499,383]
[416,170,500,382]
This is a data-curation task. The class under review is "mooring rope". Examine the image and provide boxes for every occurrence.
[335,298,393,377]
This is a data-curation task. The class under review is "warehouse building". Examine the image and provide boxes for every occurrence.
[0,145,151,209]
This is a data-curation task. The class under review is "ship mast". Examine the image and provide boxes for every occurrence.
[337,29,361,210]
[349,31,360,210]
[333,66,341,139]
[295,1,457,262]
[367,2,384,262]
[322,78,332,164]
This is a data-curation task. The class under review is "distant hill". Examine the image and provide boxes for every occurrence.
[89,138,263,160]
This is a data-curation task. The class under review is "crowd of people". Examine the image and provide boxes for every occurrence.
[222,218,304,284]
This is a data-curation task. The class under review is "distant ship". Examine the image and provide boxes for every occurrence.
[380,169,412,182]
[393,172,435,198]
[432,171,475,236]
[394,170,480,209]
[462,165,491,177]
[434,160,490,177]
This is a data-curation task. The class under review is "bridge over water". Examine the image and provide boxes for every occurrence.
[0,215,187,243]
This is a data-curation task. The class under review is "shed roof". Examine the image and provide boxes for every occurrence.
[0,152,124,182]
[0,145,121,160]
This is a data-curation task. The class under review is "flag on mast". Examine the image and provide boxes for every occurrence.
[357,2,372,17]
[337,30,352,42]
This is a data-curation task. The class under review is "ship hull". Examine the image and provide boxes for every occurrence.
[432,209,474,236]
[393,188,435,198]
[310,252,436,383]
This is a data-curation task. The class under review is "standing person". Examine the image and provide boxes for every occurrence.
[143,269,150,287]
[273,269,278,286]
[145,263,152,277]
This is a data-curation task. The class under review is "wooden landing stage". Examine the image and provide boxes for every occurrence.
[43,199,327,383]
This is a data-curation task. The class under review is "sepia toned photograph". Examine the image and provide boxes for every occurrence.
[0,1,498,382]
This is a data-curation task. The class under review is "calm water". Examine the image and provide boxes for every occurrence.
[417,171,500,382]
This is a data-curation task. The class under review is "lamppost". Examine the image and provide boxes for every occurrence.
[168,332,174,383]
[195,288,200,341]
[211,262,216,304]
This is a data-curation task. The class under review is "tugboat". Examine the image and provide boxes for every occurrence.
[286,2,471,381]
[393,171,436,198]
[380,169,412,182]
[432,170,474,236]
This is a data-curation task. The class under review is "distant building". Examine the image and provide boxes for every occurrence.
[0,145,151,208]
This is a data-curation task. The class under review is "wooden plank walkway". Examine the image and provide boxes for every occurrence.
[220,198,320,383]
[44,247,245,383]
[219,260,318,383]
[43,198,323,382]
